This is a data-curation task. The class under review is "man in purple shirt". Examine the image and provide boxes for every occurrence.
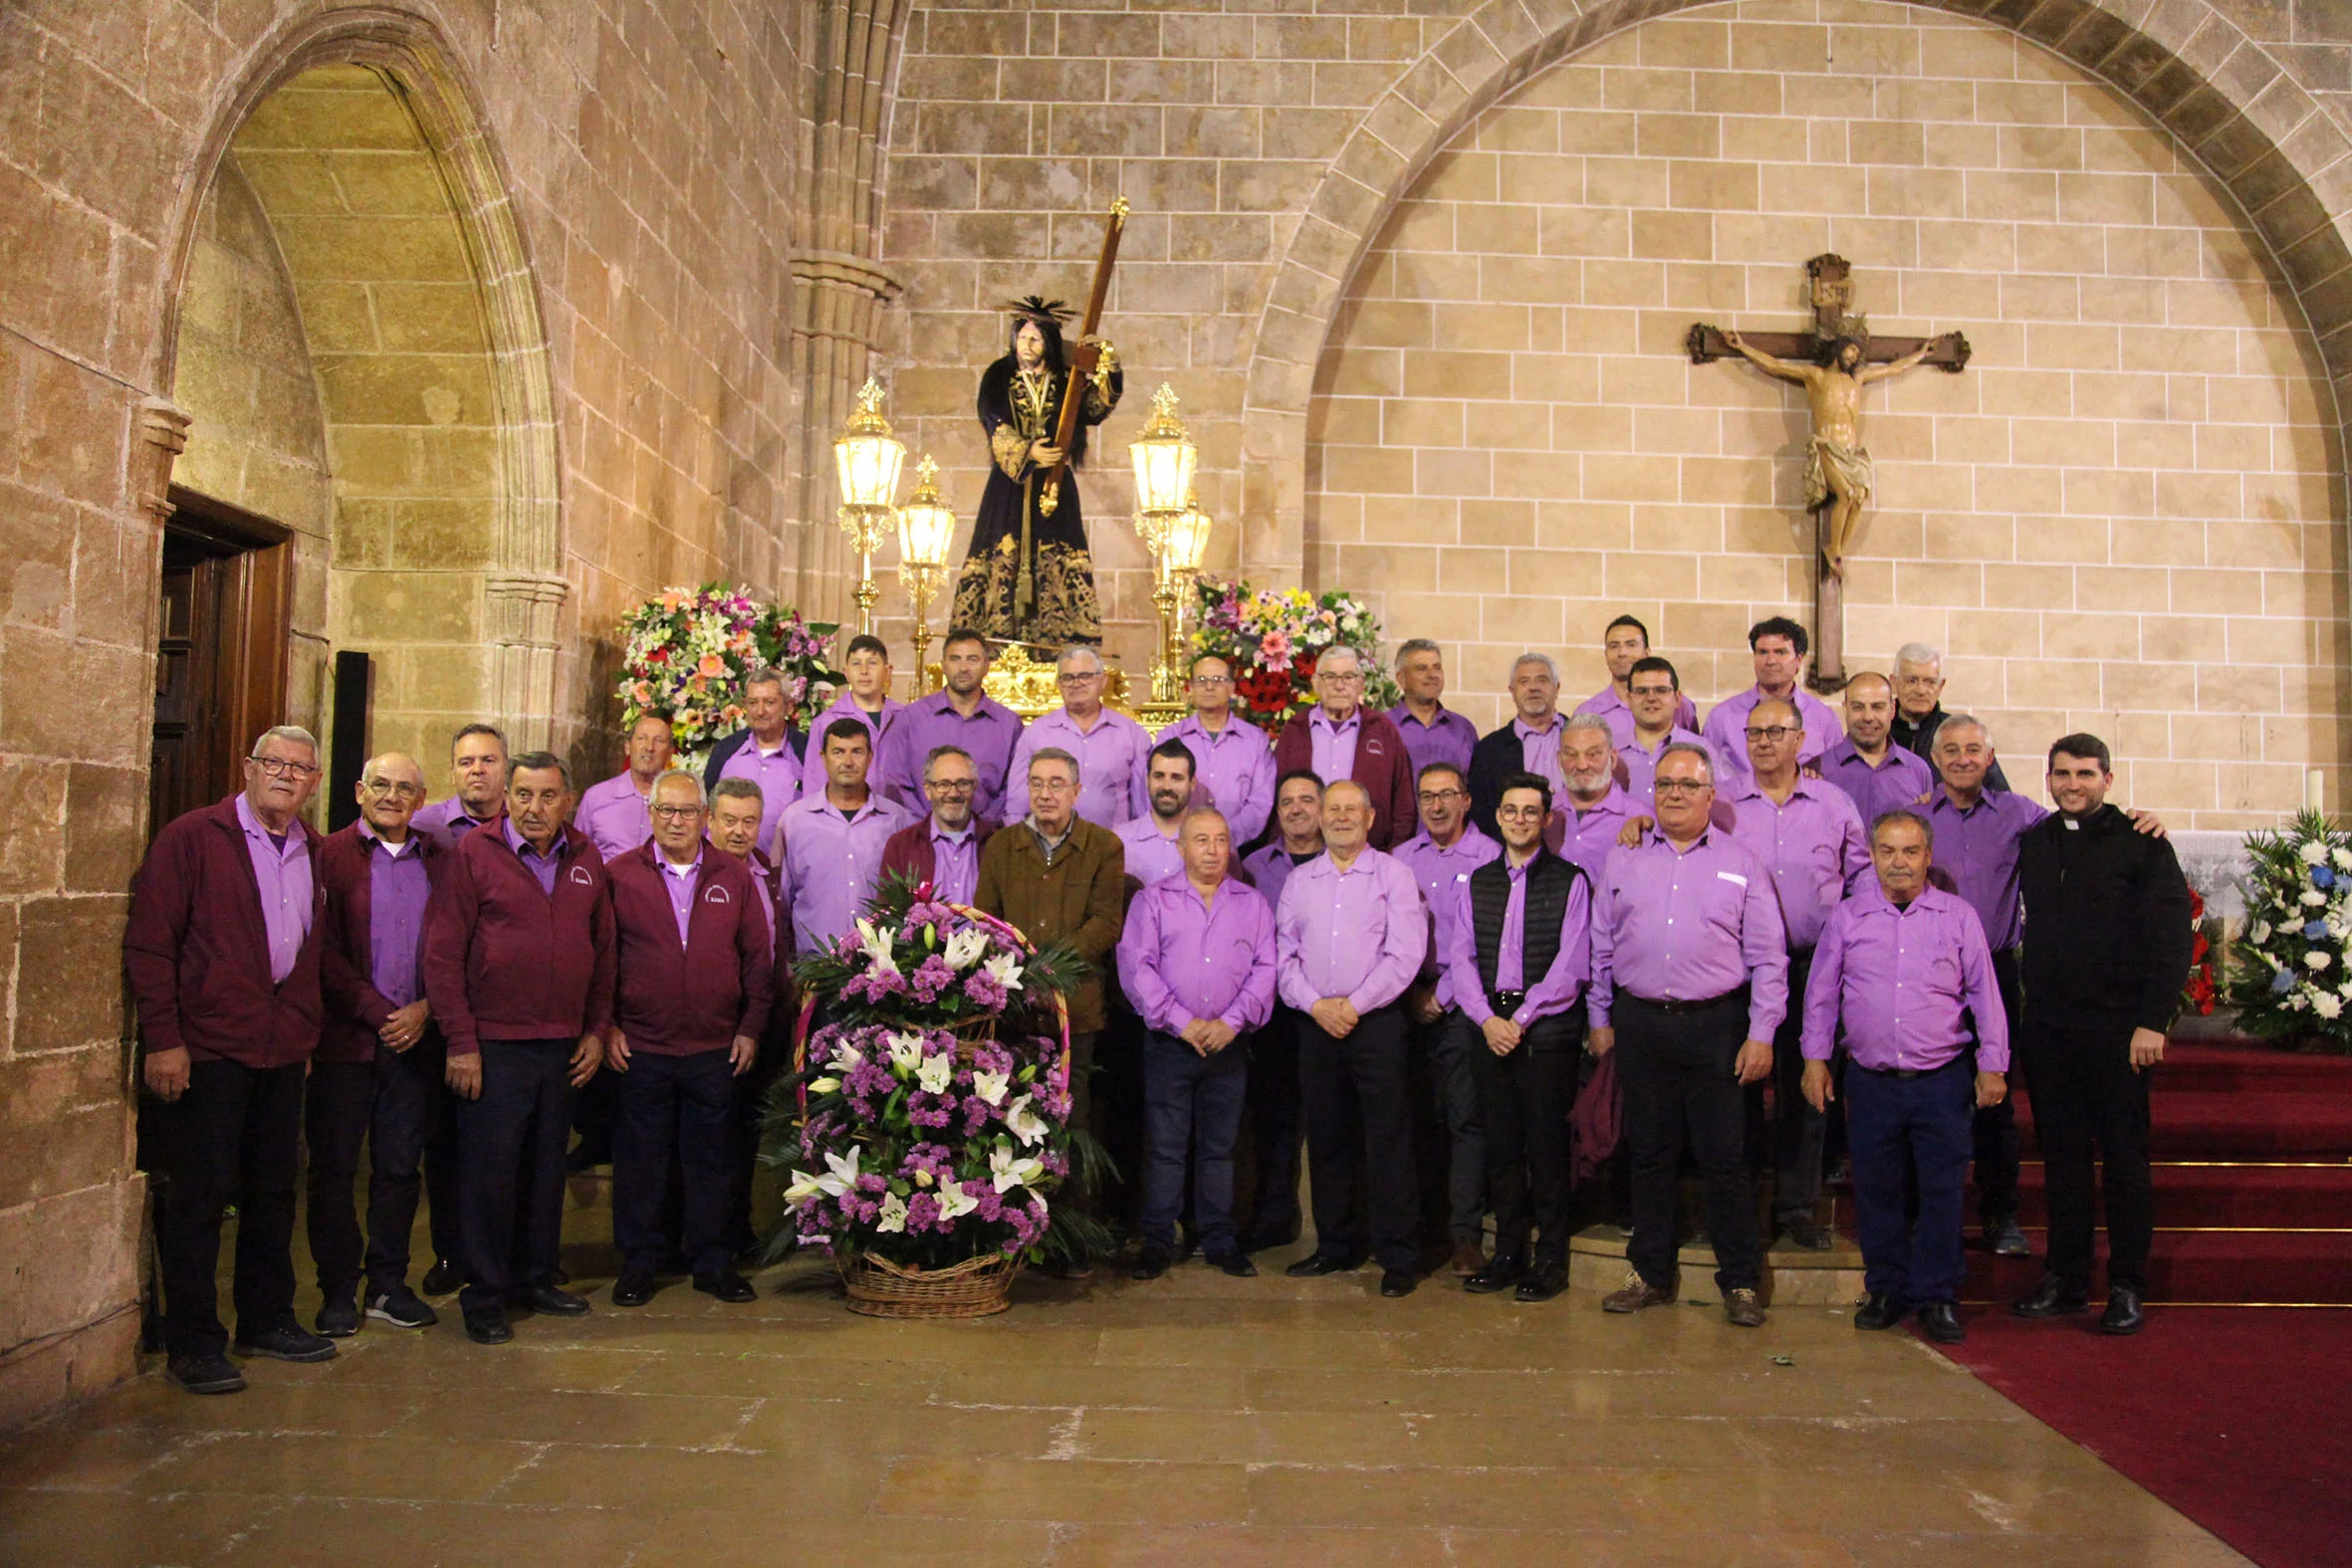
[1588,743,1786,1328]
[1701,617,1841,784]
[1546,714,1637,883]
[1276,780,1429,1297]
[1239,770,1325,1250]
[1117,741,1197,889]
[777,718,916,955]
[576,713,676,863]
[1387,638,1479,784]
[1577,613,1701,746]
[1118,808,1279,1280]
[1817,672,1935,831]
[706,668,804,857]
[880,629,1024,821]
[1445,773,1591,1302]
[1006,643,1150,828]
[807,633,907,760]
[1392,762,1501,1278]
[1145,653,1274,846]
[1468,652,1567,837]
[1618,656,1711,804]
[414,723,509,850]
[1719,697,1868,1250]
[1801,809,2008,1345]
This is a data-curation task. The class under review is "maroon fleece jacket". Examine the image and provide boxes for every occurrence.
[316,822,444,1063]
[1272,706,1415,850]
[606,843,775,1054]
[879,815,1000,891]
[422,818,614,1056]
[123,794,327,1069]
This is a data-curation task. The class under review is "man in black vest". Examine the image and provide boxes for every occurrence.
[1443,772,1593,1302]
[2013,733,2193,1336]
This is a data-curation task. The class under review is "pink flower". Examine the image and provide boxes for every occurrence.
[1258,630,1292,663]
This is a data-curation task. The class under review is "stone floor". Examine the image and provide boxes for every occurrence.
[0,1213,2249,1568]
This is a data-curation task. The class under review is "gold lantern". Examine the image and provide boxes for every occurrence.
[1128,383,1197,528]
[834,377,906,634]
[896,454,958,693]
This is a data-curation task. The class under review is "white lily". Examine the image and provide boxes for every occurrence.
[816,1146,861,1196]
[886,1031,927,1074]
[943,927,990,971]
[972,1069,1010,1106]
[915,1052,954,1093]
[1004,1093,1049,1148]
[827,1040,863,1074]
[912,1168,934,1188]
[855,917,902,976]
[808,1075,840,1094]
[2316,993,2344,1020]
[783,1168,825,1206]
[937,1180,979,1222]
[989,1144,1045,1194]
[876,1193,909,1232]
[983,950,1025,992]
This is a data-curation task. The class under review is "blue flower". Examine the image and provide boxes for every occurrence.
[2309,920,2334,941]
[2272,969,2299,995]
[2316,867,2337,891]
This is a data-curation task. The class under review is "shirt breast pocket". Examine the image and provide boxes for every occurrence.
[1924,947,1964,998]
[1702,873,1752,938]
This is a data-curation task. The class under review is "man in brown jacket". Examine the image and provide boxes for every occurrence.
[975,746,1126,1261]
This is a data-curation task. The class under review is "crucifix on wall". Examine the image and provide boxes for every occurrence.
[1691,255,1970,691]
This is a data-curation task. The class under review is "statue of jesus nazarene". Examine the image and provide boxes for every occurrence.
[949,296,1122,645]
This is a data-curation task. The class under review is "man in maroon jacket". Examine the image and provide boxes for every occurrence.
[605,773,774,1306]
[1271,644,1414,849]
[423,752,614,1344]
[879,744,998,905]
[125,725,338,1395]
[312,752,446,1337]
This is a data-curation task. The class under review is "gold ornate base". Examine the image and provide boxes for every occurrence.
[983,642,1165,722]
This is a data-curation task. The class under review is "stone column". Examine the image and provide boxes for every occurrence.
[485,572,570,754]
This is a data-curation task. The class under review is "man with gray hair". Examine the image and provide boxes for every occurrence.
[1469,652,1567,837]
[1891,642,2008,791]
[704,666,806,857]
[1387,638,1478,783]
[128,725,337,1393]
[1273,642,1415,848]
[1005,642,1150,828]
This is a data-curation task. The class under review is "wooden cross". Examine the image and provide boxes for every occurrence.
[1688,255,1970,692]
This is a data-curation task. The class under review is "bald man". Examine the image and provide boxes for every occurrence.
[1817,673,1935,831]
[313,753,451,1334]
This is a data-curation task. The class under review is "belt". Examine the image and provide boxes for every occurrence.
[1623,987,1746,1015]
[1487,990,1527,1016]
[1853,1057,1964,1081]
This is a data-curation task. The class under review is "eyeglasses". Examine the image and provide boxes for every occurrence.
[1190,675,1234,688]
[650,804,705,820]
[1743,726,1798,743]
[1629,685,1677,699]
[361,779,424,799]
[1654,779,1712,795]
[1416,788,1467,804]
[924,779,977,793]
[1057,671,1102,686]
[1031,778,1077,793]
[1317,670,1364,684]
[1496,804,1546,820]
[250,757,319,780]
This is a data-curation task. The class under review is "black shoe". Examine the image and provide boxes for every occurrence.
[1778,1218,1835,1251]
[1379,1269,1417,1298]
[1514,1259,1569,1303]
[1985,1219,2032,1258]
[365,1287,438,1330]
[1284,1252,1363,1278]
[1464,1255,1526,1295]
[1040,1256,1094,1281]
[2012,1274,2090,1318]
[420,1257,462,1297]
[2099,1285,2146,1336]
[1206,1251,1258,1278]
[166,1353,246,1395]
[315,1297,361,1338]
[232,1324,338,1363]
[694,1270,757,1303]
[1917,1301,1966,1344]
[1128,1248,1172,1282]
[513,1285,592,1317]
[1853,1293,1909,1331]
[611,1274,656,1308]
[462,1307,513,1345]
[1246,1221,1301,1253]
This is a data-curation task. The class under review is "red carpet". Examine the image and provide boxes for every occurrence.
[1939,1306,2352,1568]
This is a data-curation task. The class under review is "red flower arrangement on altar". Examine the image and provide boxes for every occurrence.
[613,583,839,757]
[1188,578,1401,736]
[2182,888,2218,1016]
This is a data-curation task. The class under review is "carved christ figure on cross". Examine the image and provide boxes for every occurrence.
[1718,326,1937,578]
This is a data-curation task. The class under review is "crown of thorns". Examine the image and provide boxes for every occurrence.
[1004,296,1074,327]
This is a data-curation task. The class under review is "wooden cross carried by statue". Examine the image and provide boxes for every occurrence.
[1690,254,1970,691]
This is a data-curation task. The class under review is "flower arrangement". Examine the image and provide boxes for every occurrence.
[2228,810,2352,1050]
[2182,889,2217,1017]
[1188,578,1402,736]
[614,583,839,755]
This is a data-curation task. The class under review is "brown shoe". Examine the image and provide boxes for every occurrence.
[1449,1238,1485,1278]
[1724,1287,1766,1328]
[1602,1271,1676,1314]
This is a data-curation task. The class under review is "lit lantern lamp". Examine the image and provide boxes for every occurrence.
[834,376,906,634]
[1149,489,1213,702]
[1129,384,1202,702]
[896,454,958,693]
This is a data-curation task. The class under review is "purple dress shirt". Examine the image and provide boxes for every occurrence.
[1923,787,2047,952]
[1545,785,1636,886]
[1388,702,1479,783]
[1441,855,1592,1026]
[1241,841,1318,916]
[1718,777,1870,953]
[233,793,316,987]
[1391,824,1502,998]
[1306,708,1361,784]
[1005,706,1150,829]
[503,816,564,896]
[1701,686,1842,783]
[1817,737,1935,837]
[881,689,1025,821]
[809,693,907,759]
[778,790,914,955]
[358,820,430,1008]
[1802,883,2009,1073]
[1588,830,1788,1039]
[1515,714,1567,795]
[1618,727,1709,804]
[927,823,981,907]
[1274,846,1428,1014]
[659,850,702,944]
[1116,875,1280,1036]
[1146,714,1275,847]
[577,771,653,863]
[413,796,497,850]
[1115,814,1189,890]
[712,735,802,858]
[1578,684,1701,749]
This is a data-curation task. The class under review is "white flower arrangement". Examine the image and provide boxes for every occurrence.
[2231,810,2352,1050]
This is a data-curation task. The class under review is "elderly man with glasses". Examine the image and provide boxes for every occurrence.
[881,744,1000,906]
[1006,643,1152,829]
[1144,652,1274,846]
[1271,644,1414,849]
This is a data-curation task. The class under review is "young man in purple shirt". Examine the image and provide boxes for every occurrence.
[1117,741,1198,889]
[576,712,676,864]
[1118,808,1279,1280]
[1617,656,1711,804]
[1816,672,1935,831]
[880,629,1024,822]
[1386,638,1478,784]
[1801,809,2007,1345]
[807,633,908,760]
[777,719,916,955]
[1238,771,1325,1250]
[1700,616,1841,784]
[1576,613,1700,746]
[1146,653,1275,847]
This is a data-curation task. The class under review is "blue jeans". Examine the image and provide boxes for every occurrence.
[1141,1028,1248,1256]
[1846,1055,1975,1305]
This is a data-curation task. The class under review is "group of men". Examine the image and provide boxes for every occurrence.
[126,615,2193,1397]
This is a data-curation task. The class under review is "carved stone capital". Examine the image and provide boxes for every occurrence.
[789,248,903,304]
[485,571,569,648]
[135,396,192,523]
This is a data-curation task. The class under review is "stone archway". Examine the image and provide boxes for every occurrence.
[1239,0,2352,583]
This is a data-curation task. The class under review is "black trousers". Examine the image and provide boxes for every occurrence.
[455,1038,573,1314]
[1410,1009,1485,1247]
[366,1035,461,1291]
[1848,1057,1975,1305]
[2023,1022,2155,1293]
[1298,1004,1419,1274]
[571,1063,617,1165]
[1464,1009,1581,1263]
[303,1059,375,1302]
[1970,949,2025,1225]
[1242,1005,1305,1243]
[726,1030,788,1255]
[150,1057,305,1359]
[1140,1029,1249,1255]
[613,1049,736,1277]
[1754,949,1823,1227]
[1617,993,1764,1294]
